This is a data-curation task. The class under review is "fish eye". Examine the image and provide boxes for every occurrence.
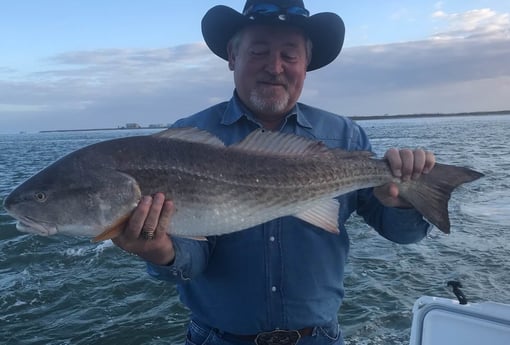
[34,192,48,203]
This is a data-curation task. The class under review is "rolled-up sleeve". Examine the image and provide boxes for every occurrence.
[146,237,213,282]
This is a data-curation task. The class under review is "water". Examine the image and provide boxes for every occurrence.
[1,117,509,344]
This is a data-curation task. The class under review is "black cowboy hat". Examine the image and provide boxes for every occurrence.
[201,0,345,71]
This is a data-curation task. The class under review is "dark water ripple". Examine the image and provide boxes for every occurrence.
[1,118,509,344]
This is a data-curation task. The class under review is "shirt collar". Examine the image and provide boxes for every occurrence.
[221,91,313,129]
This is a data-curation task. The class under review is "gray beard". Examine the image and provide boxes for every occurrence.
[249,88,290,115]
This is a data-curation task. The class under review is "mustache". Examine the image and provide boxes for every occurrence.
[257,74,288,86]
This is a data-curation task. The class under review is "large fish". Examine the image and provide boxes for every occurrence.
[3,128,483,241]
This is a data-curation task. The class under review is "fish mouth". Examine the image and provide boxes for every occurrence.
[14,215,58,236]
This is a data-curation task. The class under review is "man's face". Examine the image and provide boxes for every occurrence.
[228,24,309,122]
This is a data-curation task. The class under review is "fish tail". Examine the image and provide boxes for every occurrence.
[399,163,484,233]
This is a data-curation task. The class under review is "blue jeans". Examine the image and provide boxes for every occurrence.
[184,319,345,345]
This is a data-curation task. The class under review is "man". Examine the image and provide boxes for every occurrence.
[113,1,435,344]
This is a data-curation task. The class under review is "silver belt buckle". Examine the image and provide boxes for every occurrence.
[254,329,301,345]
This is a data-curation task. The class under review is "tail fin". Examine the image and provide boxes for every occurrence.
[399,163,484,233]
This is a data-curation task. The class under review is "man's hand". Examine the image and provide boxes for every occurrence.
[374,148,435,208]
[112,192,176,266]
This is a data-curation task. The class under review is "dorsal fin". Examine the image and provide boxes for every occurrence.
[231,129,331,156]
[152,127,225,147]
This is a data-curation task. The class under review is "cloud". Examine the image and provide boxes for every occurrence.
[1,9,509,132]
[0,66,17,75]
[432,8,510,39]
[0,44,235,131]
[302,35,510,115]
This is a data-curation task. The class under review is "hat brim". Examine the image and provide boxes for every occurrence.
[201,5,345,71]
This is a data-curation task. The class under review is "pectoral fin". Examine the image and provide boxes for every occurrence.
[294,199,340,234]
[178,235,208,241]
[92,213,131,242]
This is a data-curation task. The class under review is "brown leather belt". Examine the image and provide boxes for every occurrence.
[220,327,314,344]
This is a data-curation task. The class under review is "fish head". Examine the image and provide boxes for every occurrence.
[3,154,141,239]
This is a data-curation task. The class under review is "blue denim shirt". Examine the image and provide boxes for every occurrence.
[147,92,429,335]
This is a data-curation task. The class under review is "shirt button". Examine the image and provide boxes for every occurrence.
[269,236,275,242]
[271,286,277,292]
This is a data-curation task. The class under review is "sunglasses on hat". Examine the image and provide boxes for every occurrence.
[243,3,310,21]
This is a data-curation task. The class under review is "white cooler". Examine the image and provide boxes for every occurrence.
[410,296,510,345]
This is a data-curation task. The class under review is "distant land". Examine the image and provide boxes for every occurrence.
[39,110,510,133]
[349,109,510,121]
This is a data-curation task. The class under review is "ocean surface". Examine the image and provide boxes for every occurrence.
[1,115,509,345]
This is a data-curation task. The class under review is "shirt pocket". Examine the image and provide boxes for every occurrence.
[316,322,342,343]
[185,319,214,345]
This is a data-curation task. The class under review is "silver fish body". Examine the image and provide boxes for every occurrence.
[3,128,484,240]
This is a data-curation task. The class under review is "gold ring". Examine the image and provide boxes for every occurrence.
[141,230,155,240]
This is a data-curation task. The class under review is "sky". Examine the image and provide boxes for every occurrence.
[1,1,509,132]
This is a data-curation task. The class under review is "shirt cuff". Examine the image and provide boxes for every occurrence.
[146,237,194,282]
[382,207,431,244]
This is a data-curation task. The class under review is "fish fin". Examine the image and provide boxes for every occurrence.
[152,127,225,147]
[399,163,484,234]
[177,235,208,241]
[294,199,340,234]
[92,214,131,243]
[231,129,331,156]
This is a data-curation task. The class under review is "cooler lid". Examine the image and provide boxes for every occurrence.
[410,296,510,345]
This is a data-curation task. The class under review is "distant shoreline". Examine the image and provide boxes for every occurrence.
[39,110,510,133]
[39,127,162,133]
[349,110,510,121]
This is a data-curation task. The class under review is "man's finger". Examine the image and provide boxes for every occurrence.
[423,151,435,173]
[142,193,165,239]
[125,195,153,240]
[154,200,175,239]
[399,149,414,181]
[384,148,402,177]
[412,149,426,180]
